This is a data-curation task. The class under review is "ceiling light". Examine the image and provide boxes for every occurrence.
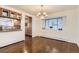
[37,5,47,19]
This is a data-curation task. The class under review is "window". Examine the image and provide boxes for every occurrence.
[43,17,64,31]
[2,20,13,27]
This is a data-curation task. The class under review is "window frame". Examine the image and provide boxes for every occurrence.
[43,17,64,31]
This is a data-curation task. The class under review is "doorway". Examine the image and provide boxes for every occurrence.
[25,16,32,52]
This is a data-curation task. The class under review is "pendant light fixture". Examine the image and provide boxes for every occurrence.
[37,5,47,19]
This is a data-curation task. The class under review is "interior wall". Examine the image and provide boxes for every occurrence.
[34,8,79,45]
[32,17,42,37]
[76,7,79,46]
[0,6,26,47]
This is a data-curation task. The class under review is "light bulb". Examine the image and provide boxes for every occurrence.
[43,12,46,15]
[40,15,45,19]
[37,12,41,16]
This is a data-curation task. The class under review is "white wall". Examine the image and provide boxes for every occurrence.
[76,7,79,46]
[32,17,43,37]
[0,6,26,47]
[32,17,38,37]
[33,8,79,45]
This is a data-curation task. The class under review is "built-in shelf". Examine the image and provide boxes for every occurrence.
[0,7,22,32]
[0,16,21,20]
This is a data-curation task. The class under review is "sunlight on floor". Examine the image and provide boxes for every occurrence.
[24,46,28,53]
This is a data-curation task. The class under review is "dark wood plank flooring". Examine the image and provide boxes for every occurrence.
[0,40,24,53]
[25,36,79,53]
[0,36,79,53]
[25,35,32,52]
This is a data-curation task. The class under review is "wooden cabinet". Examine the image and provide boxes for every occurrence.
[0,7,22,32]
[10,11,22,20]
[2,9,10,17]
[0,8,22,20]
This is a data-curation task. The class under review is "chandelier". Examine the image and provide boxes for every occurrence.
[37,5,47,19]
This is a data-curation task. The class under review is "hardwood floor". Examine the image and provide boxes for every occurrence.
[0,41,24,53]
[25,36,79,53]
[0,36,79,53]
[25,35,32,53]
